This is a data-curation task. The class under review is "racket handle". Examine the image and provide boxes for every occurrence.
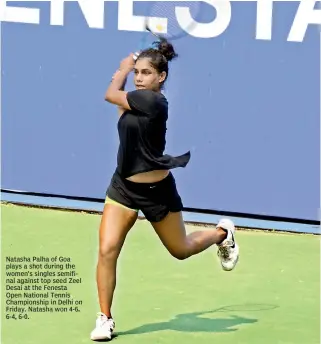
[133,52,140,61]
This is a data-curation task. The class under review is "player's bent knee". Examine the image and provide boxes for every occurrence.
[168,248,188,261]
[172,253,188,261]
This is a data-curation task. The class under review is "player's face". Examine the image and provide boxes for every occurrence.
[134,58,166,92]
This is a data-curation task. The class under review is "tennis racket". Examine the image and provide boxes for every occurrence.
[148,1,201,40]
[133,1,202,60]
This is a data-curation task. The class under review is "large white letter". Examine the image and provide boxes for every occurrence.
[0,1,39,24]
[256,0,274,40]
[288,0,321,42]
[118,0,167,33]
[50,0,105,28]
[175,0,231,38]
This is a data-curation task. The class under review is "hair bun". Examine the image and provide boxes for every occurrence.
[154,37,178,62]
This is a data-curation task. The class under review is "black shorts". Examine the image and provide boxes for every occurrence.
[106,171,183,222]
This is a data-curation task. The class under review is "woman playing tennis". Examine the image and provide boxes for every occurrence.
[90,38,239,341]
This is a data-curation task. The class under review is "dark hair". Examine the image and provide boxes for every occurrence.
[137,37,178,86]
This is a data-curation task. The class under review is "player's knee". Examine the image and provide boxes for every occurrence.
[99,242,121,262]
[169,248,188,261]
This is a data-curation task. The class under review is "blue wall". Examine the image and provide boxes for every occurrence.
[2,1,320,221]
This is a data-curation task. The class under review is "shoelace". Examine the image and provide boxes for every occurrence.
[97,312,114,328]
[218,240,234,259]
[218,246,230,259]
[97,312,106,318]
[97,313,107,326]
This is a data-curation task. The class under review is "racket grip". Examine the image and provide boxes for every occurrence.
[133,52,140,61]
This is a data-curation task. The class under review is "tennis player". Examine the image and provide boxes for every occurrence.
[90,38,239,341]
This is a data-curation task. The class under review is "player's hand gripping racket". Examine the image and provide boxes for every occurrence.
[133,1,201,60]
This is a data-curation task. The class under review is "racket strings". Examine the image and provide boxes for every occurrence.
[148,1,201,39]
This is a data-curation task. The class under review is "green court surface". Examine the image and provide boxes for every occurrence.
[1,204,320,344]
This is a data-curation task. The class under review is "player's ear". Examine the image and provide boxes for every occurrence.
[159,71,166,84]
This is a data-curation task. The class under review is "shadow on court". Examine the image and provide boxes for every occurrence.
[116,304,278,337]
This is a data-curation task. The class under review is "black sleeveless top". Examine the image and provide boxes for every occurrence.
[116,89,190,178]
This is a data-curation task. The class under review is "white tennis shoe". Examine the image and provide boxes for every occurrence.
[216,219,239,271]
[90,312,115,341]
